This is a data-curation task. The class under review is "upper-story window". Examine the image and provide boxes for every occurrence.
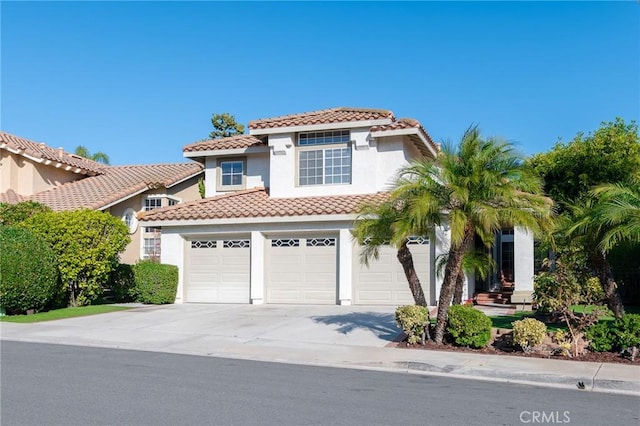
[298,130,352,186]
[144,197,163,211]
[217,158,246,191]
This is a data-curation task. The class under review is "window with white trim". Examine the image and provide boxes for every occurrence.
[217,158,246,191]
[298,130,351,186]
[140,196,180,260]
[144,198,162,211]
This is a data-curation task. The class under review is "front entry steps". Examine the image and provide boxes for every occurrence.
[474,291,512,306]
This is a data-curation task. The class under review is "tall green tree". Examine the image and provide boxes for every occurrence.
[209,112,245,139]
[393,126,553,344]
[74,145,111,165]
[353,199,429,307]
[528,118,639,208]
[529,118,639,314]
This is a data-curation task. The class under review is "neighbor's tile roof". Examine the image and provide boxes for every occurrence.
[183,135,266,153]
[248,107,395,130]
[139,187,389,222]
[0,131,107,175]
[0,189,26,204]
[371,118,438,153]
[29,163,203,211]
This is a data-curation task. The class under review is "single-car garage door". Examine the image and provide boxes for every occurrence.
[185,238,250,303]
[353,237,430,305]
[266,237,337,304]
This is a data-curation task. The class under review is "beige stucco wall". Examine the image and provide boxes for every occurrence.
[108,175,202,264]
[0,150,82,195]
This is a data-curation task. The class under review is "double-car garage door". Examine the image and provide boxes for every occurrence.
[265,237,337,304]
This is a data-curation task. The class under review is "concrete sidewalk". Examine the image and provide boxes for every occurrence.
[1,304,638,396]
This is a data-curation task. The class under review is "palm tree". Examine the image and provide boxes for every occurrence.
[74,145,110,165]
[393,125,553,343]
[353,199,428,307]
[567,176,640,318]
[592,177,640,252]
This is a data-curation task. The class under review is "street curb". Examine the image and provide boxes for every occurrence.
[3,337,638,397]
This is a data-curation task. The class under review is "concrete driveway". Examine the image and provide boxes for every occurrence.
[0,304,403,354]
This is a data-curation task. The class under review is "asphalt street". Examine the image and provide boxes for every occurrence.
[1,341,638,426]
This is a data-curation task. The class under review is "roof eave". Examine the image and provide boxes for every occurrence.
[140,213,358,227]
[371,128,438,158]
[249,119,393,135]
[1,144,100,176]
[183,145,270,158]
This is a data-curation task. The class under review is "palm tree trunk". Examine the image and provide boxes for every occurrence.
[592,251,625,319]
[397,240,428,307]
[453,271,465,305]
[434,226,475,344]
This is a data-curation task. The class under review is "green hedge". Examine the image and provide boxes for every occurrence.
[0,226,60,315]
[107,263,136,302]
[132,261,178,304]
[446,305,492,348]
[586,314,640,352]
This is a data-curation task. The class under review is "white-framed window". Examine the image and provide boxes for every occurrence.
[143,235,161,260]
[144,198,163,211]
[217,158,246,191]
[139,196,180,260]
[122,208,138,234]
[297,130,351,186]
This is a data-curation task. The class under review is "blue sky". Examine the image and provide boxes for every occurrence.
[2,1,638,166]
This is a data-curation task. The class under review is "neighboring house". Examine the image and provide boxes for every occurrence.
[0,131,204,264]
[140,107,534,306]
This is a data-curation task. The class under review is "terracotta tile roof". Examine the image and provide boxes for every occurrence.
[183,135,266,153]
[139,187,389,222]
[0,189,26,204]
[248,107,395,130]
[0,131,107,175]
[29,163,203,211]
[370,118,438,153]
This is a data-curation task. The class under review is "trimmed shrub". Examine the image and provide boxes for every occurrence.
[512,318,547,352]
[613,314,640,351]
[446,305,492,348]
[0,226,60,315]
[21,209,130,306]
[585,321,615,352]
[0,201,51,226]
[395,305,430,345]
[132,261,178,304]
[107,263,136,302]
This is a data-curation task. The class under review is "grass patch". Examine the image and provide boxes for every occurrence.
[487,305,640,332]
[0,305,132,323]
[489,311,533,329]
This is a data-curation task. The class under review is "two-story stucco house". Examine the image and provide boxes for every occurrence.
[0,131,204,264]
[140,107,535,306]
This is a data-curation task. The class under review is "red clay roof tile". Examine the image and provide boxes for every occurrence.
[183,135,266,153]
[28,163,203,211]
[0,131,107,175]
[139,187,389,222]
[248,107,394,130]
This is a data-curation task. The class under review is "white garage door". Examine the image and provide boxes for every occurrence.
[353,237,430,305]
[266,237,337,304]
[185,238,250,303]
